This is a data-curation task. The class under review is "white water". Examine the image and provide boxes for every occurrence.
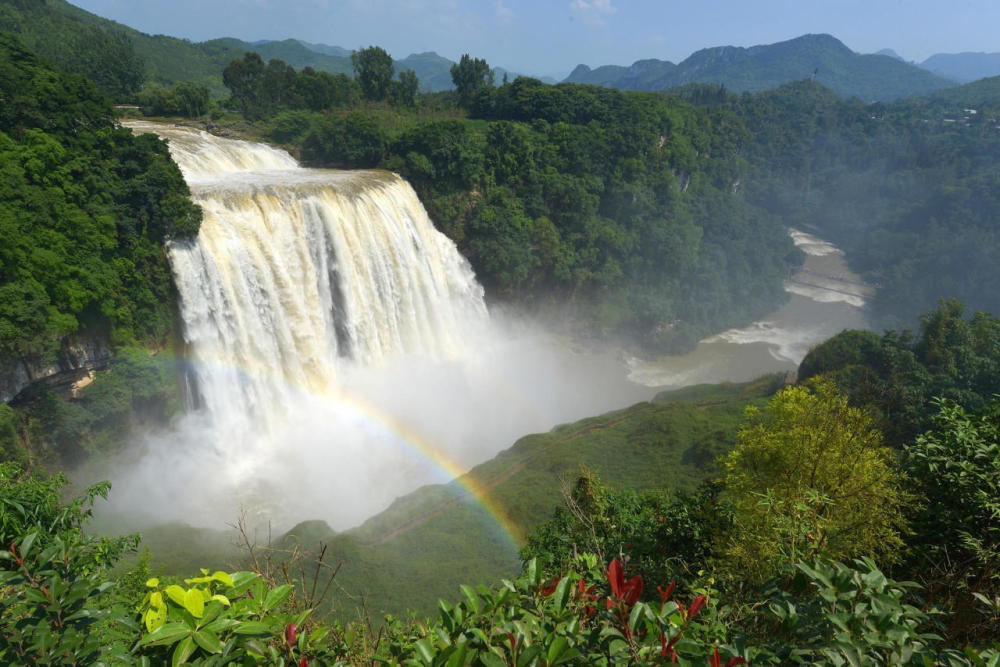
[106,122,648,530]
[628,228,872,387]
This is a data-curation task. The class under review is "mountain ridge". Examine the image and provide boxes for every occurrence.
[565,33,953,101]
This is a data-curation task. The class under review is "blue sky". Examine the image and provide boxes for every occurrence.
[70,0,1000,79]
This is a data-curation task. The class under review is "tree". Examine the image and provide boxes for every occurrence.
[450,53,494,106]
[392,69,419,107]
[903,398,1000,640]
[722,378,908,582]
[223,52,265,117]
[351,45,394,101]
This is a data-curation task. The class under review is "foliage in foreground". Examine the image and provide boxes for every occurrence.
[4,377,1000,664]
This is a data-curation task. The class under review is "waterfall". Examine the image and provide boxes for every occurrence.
[111,122,643,530]
[129,122,488,429]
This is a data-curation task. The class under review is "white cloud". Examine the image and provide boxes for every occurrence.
[569,0,616,28]
[495,0,514,25]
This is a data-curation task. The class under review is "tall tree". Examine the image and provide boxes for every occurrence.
[222,52,265,117]
[392,69,419,107]
[351,45,394,102]
[450,54,494,107]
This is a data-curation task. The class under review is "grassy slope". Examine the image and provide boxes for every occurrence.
[132,377,779,619]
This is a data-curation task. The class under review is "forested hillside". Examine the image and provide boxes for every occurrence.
[0,33,199,461]
[682,79,1000,330]
[221,51,799,352]
[566,33,953,101]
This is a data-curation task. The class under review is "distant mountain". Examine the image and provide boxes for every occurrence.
[2,1,548,97]
[920,52,1000,83]
[395,51,456,92]
[874,48,904,61]
[912,74,1000,110]
[566,34,953,102]
[294,40,352,58]
[0,0,245,96]
[204,37,354,75]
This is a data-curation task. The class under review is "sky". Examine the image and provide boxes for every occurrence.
[70,0,1000,79]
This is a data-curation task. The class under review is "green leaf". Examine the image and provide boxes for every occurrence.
[547,636,569,663]
[145,578,160,588]
[202,618,238,634]
[628,602,645,634]
[446,640,468,667]
[414,638,435,664]
[211,571,234,587]
[183,588,204,618]
[233,621,273,635]
[171,636,196,667]
[20,532,36,558]
[263,584,293,612]
[165,585,187,607]
[228,571,259,595]
[192,629,222,654]
[552,576,572,613]
[460,584,481,613]
[144,603,167,632]
[139,622,191,647]
[209,594,230,607]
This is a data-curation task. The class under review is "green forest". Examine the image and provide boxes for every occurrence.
[1,1,1000,662]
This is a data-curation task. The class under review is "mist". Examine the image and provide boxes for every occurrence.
[98,311,649,532]
[93,122,651,533]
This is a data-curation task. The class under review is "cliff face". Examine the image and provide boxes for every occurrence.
[1,338,111,404]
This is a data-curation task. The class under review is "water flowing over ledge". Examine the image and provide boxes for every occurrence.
[105,122,647,530]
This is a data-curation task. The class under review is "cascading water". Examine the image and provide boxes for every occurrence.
[149,122,488,426]
[108,122,647,530]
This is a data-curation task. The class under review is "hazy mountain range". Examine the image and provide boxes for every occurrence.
[3,1,999,103]
[564,34,953,101]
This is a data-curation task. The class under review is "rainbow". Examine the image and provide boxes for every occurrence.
[334,390,527,550]
[154,352,526,551]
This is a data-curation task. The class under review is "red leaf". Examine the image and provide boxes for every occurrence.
[539,577,561,597]
[710,646,721,667]
[623,575,643,605]
[607,558,624,599]
[725,659,748,666]
[687,594,707,621]
[285,622,297,645]
[657,581,676,603]
[299,658,308,667]
[507,632,516,649]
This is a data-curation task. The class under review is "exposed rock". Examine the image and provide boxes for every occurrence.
[1,338,111,404]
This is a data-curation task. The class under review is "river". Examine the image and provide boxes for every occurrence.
[628,229,872,387]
